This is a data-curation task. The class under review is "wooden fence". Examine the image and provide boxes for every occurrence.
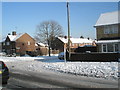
[66,51,120,62]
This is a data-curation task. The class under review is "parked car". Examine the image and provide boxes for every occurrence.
[82,45,96,47]
[0,52,6,56]
[74,45,97,53]
[58,52,64,60]
[0,61,9,84]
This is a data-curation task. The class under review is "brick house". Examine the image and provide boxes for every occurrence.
[2,31,35,56]
[94,11,120,52]
[35,43,48,55]
[51,36,96,52]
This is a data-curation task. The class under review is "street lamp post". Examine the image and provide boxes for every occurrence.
[67,2,71,60]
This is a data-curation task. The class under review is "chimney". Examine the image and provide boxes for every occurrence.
[64,36,67,39]
[12,31,16,35]
[8,33,11,35]
[80,36,84,39]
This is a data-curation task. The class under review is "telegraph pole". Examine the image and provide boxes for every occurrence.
[67,2,71,60]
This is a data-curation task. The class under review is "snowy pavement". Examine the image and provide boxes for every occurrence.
[43,62,118,81]
[0,56,119,81]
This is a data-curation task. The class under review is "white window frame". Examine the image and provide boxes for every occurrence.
[107,43,114,52]
[102,44,107,52]
[113,43,119,52]
[104,25,118,34]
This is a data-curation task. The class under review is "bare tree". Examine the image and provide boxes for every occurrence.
[34,20,63,56]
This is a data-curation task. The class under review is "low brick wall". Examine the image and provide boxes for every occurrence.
[66,52,120,62]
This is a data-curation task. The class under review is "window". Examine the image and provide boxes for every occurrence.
[104,26,109,34]
[102,43,119,53]
[107,44,113,52]
[2,49,5,52]
[16,47,20,49]
[114,44,119,52]
[6,50,10,54]
[22,43,24,46]
[11,49,16,53]
[104,25,118,34]
[3,42,5,46]
[102,44,107,52]
[113,25,118,34]
[6,42,10,45]
[109,26,113,34]
[28,41,30,45]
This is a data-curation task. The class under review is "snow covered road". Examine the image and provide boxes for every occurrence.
[0,56,119,88]
[0,56,119,81]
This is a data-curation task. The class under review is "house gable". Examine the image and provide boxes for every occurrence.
[15,33,35,54]
[16,33,35,42]
[94,11,120,40]
[5,36,11,42]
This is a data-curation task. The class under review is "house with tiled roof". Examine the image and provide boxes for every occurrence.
[2,31,35,56]
[35,42,49,55]
[51,36,96,52]
[94,11,120,52]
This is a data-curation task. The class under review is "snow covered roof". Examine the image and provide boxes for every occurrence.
[1,33,25,42]
[94,11,120,27]
[35,43,38,46]
[58,37,68,43]
[58,37,94,44]
[7,33,25,41]
[70,38,93,43]
[36,43,46,47]
[97,40,120,44]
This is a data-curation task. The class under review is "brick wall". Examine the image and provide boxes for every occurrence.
[96,24,120,40]
[16,33,35,55]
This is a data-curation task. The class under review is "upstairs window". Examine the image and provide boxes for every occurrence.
[104,25,118,34]
[28,41,30,45]
[6,42,10,45]
[104,26,109,34]
[113,25,118,33]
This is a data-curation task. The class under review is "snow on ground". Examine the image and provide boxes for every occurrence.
[0,56,119,81]
[43,61,118,80]
[0,55,58,62]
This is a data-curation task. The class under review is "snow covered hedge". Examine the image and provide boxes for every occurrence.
[43,62,118,80]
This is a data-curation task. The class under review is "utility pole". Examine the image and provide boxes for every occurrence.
[67,2,71,60]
